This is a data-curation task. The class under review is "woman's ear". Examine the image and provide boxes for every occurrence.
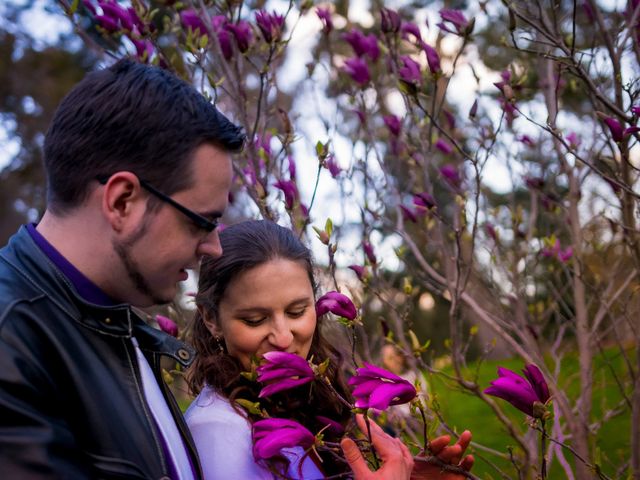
[199,307,223,337]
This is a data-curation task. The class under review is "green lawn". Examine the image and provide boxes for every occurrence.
[427,349,633,479]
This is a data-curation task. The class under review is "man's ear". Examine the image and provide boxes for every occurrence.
[100,172,147,232]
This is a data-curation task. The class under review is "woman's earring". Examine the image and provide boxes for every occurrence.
[214,336,225,354]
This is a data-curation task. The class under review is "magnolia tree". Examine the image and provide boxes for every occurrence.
[59,0,638,478]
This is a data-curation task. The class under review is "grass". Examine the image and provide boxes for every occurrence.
[426,348,633,479]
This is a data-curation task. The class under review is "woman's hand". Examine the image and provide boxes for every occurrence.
[341,414,414,480]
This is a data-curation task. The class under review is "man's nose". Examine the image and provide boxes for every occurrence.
[196,230,223,259]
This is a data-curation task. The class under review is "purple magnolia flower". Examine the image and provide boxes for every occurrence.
[437,9,471,36]
[95,14,118,32]
[343,30,380,61]
[343,57,370,86]
[440,164,461,188]
[401,22,422,42]
[349,363,417,410]
[484,223,498,242]
[325,154,341,178]
[435,138,453,155]
[631,105,640,116]
[348,265,369,281]
[316,291,357,320]
[421,42,441,74]
[315,415,344,435]
[565,131,581,149]
[362,241,377,265]
[273,179,298,210]
[398,55,422,85]
[316,7,333,34]
[207,16,233,60]
[257,351,314,397]
[518,135,535,147]
[383,115,402,136]
[180,9,208,36]
[380,8,402,33]
[485,364,550,418]
[255,10,285,43]
[413,191,436,210]
[603,117,640,142]
[226,20,253,53]
[400,205,417,223]
[98,1,135,31]
[380,8,401,33]
[131,38,154,62]
[557,246,573,263]
[252,418,315,460]
[156,315,178,337]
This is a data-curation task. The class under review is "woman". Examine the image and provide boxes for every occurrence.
[185,220,472,479]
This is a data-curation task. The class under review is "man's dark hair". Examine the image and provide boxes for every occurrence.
[43,59,245,214]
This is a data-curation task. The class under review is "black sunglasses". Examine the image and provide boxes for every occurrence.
[96,175,219,233]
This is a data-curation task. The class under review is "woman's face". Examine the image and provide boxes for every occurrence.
[209,258,317,370]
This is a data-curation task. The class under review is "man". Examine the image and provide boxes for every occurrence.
[0,59,243,478]
[0,59,470,479]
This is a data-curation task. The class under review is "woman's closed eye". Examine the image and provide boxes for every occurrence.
[240,316,267,326]
[287,308,307,318]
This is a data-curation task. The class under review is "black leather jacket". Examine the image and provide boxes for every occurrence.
[0,226,203,479]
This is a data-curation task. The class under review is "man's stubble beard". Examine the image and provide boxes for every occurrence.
[112,214,173,306]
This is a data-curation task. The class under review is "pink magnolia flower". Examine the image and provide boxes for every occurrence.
[273,179,298,210]
[226,20,253,53]
[380,8,401,33]
[252,418,315,459]
[349,363,417,410]
[413,191,436,210]
[325,154,341,178]
[315,415,344,435]
[383,115,402,136]
[435,138,453,155]
[343,30,380,61]
[180,9,208,36]
[398,55,422,85]
[257,351,314,397]
[343,57,370,86]
[485,364,550,418]
[437,9,472,36]
[518,135,535,147]
[316,291,357,320]
[208,16,233,60]
[98,1,136,31]
[400,205,417,223]
[440,164,461,188]
[401,22,422,42]
[255,10,286,43]
[156,315,178,337]
[316,7,333,34]
[131,38,154,62]
[565,132,581,149]
[362,241,377,265]
[348,265,369,281]
[421,42,441,74]
[603,117,640,142]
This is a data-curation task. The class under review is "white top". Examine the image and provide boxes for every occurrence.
[131,337,195,479]
[184,386,324,480]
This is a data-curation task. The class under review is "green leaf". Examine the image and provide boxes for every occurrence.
[325,218,333,236]
[70,0,80,14]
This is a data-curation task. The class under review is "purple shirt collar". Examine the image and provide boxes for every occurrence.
[27,223,115,306]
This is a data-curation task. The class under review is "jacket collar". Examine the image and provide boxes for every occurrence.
[1,226,195,367]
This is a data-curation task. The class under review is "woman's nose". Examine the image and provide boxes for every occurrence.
[268,319,294,350]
